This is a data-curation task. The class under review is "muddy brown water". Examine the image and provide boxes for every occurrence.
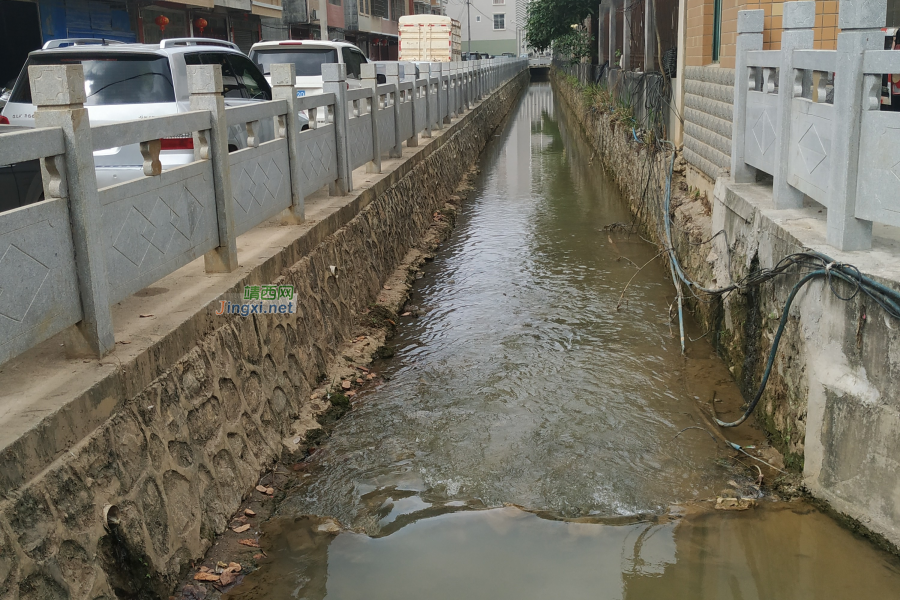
[226,83,900,599]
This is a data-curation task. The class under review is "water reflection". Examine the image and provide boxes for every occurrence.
[230,505,900,600]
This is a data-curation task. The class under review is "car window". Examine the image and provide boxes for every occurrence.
[250,48,338,77]
[10,54,175,105]
[341,47,362,79]
[351,49,367,72]
[184,52,246,98]
[227,54,271,100]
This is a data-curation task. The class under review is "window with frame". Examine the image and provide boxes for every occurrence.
[475,15,480,21]
[711,0,722,62]
[493,13,505,30]
[492,0,504,4]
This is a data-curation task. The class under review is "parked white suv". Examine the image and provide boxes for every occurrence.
[249,40,379,98]
[1,37,307,193]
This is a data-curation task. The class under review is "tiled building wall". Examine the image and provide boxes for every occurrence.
[682,0,843,185]
[685,0,841,69]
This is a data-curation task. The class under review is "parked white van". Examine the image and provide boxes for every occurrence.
[248,40,379,98]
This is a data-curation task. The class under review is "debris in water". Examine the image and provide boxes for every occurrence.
[715,497,755,511]
[193,572,220,582]
[218,569,237,586]
[255,485,268,494]
[245,508,256,516]
[341,380,352,390]
[238,539,260,548]
[232,524,251,533]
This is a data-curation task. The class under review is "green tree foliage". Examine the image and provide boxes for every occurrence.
[553,29,593,64]
[525,0,596,52]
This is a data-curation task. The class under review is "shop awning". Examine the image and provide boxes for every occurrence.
[164,0,216,8]
[251,0,282,18]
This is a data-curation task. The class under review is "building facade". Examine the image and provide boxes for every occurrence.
[446,0,519,55]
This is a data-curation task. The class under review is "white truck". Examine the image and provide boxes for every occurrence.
[398,15,462,62]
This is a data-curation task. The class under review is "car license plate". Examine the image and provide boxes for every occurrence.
[296,90,306,98]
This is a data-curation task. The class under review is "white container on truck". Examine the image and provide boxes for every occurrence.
[398,15,461,62]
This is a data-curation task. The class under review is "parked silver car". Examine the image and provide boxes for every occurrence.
[0,37,307,202]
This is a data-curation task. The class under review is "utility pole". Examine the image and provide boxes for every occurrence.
[466,0,471,54]
[320,0,329,41]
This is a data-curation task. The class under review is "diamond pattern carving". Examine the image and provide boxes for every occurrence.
[232,156,286,215]
[797,123,827,174]
[143,197,178,254]
[0,244,50,322]
[113,207,153,266]
[299,134,337,183]
[113,184,201,267]
[752,110,776,154]
[349,119,373,167]
[171,185,203,240]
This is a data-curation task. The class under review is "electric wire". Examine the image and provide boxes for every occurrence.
[556,57,900,430]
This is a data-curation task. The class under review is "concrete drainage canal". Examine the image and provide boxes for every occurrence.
[177,82,900,599]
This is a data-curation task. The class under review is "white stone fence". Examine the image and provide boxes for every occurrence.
[0,57,527,365]
[732,0,899,252]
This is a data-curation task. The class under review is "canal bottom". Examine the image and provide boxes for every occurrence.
[225,83,900,599]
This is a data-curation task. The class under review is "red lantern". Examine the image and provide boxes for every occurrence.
[194,17,208,35]
[155,15,170,32]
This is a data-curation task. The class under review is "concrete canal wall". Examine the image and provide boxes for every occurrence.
[0,69,528,599]
[552,68,900,553]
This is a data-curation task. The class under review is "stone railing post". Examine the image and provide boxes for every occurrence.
[825,0,886,250]
[449,62,459,119]
[270,63,306,223]
[422,65,433,138]
[731,10,764,183]
[361,63,382,173]
[431,63,443,131]
[474,61,480,98]
[773,2,815,209]
[188,65,239,273]
[385,62,404,158]
[30,64,114,358]
[323,62,352,194]
[463,63,471,110]
[401,62,418,147]
[442,62,452,124]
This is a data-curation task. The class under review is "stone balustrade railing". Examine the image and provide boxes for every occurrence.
[732,0,898,252]
[0,57,527,365]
